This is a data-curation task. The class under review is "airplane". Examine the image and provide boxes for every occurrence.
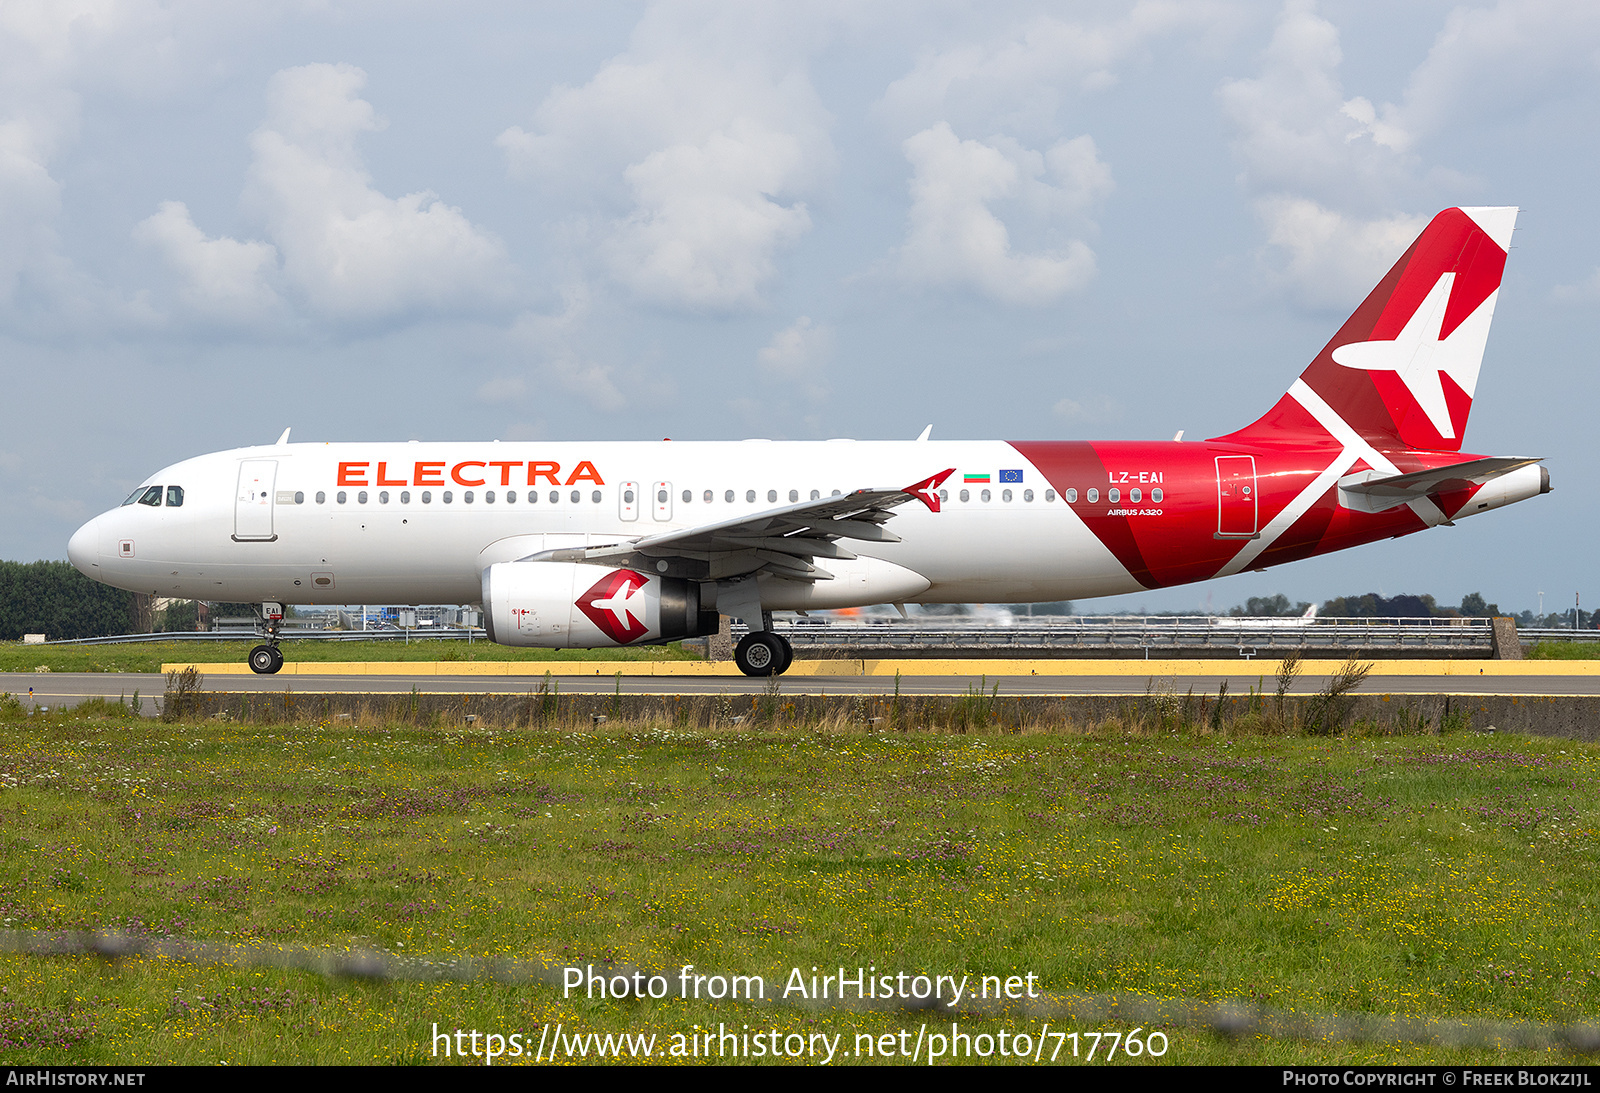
[67,206,1548,677]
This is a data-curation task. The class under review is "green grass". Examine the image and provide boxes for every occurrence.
[1527,641,1600,660]
[0,702,1596,1065]
[0,639,702,674]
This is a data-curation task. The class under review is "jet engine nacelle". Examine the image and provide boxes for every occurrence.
[481,561,717,648]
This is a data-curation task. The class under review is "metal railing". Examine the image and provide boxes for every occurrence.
[759,616,1501,654]
[40,627,488,646]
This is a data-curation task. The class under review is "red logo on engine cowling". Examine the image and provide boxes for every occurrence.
[575,568,653,644]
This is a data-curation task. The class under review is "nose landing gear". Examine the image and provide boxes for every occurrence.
[248,601,286,675]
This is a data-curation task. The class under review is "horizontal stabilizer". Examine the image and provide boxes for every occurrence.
[1338,456,1541,513]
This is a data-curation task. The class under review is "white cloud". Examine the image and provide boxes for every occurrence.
[1219,0,1600,307]
[497,8,831,311]
[877,2,1229,137]
[1218,0,1417,209]
[244,63,512,323]
[132,201,281,323]
[757,316,832,401]
[1251,196,1427,309]
[134,63,513,327]
[0,0,180,323]
[1218,1,1439,304]
[503,285,625,412]
[895,123,1109,305]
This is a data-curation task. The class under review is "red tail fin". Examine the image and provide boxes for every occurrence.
[1218,207,1516,453]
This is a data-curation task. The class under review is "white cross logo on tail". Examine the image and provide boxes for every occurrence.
[1330,272,1498,440]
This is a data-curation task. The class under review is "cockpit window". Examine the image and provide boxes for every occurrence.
[137,486,163,507]
[166,486,184,507]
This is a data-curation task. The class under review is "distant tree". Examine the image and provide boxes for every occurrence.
[1320,592,1441,618]
[0,560,131,640]
[161,600,200,632]
[1229,594,1310,617]
[1459,592,1501,617]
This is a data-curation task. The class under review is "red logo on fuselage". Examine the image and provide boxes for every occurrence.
[575,568,653,644]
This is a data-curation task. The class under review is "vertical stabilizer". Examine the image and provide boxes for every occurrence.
[1218,207,1516,452]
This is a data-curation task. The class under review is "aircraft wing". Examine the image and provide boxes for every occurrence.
[1337,456,1542,513]
[524,468,955,582]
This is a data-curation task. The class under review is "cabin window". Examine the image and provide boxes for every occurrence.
[121,488,143,506]
[746,490,756,503]
[981,489,991,502]
[1108,488,1120,503]
[657,489,668,503]
[725,490,734,502]
[767,489,777,502]
[167,486,186,507]
[292,491,303,505]
[624,489,634,504]
[959,489,970,503]
[570,490,580,504]
[704,490,713,502]
[443,491,453,504]
[401,491,410,503]
[463,491,473,503]
[1130,488,1141,502]
[1024,489,1034,502]
[358,491,368,504]
[1002,489,1012,502]
[421,491,431,503]
[810,490,820,500]
[832,490,842,496]
[337,491,347,504]
[789,489,798,502]
[939,489,948,503]
[549,490,559,504]
[315,491,326,504]
[138,486,163,507]
[485,490,495,503]
[378,491,389,504]
[1087,488,1099,503]
[1152,488,1163,503]
[682,489,691,503]
[1062,489,1073,502]
[504,490,513,504]
[528,491,537,503]
[590,490,600,503]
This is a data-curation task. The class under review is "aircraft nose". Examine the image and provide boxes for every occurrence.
[68,516,101,577]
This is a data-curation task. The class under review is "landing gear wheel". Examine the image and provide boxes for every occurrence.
[774,634,793,675]
[735,633,785,677]
[248,644,283,675]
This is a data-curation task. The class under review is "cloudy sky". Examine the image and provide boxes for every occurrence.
[3,0,1597,615]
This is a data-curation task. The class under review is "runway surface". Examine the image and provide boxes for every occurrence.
[10,658,1600,716]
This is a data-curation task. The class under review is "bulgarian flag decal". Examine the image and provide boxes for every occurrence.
[963,473,990,483]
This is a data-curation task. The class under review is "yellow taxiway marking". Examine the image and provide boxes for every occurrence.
[164,658,1600,678]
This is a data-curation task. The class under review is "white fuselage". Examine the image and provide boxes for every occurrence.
[67,440,1141,609]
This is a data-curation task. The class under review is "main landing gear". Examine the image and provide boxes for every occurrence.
[248,601,286,675]
[734,631,793,677]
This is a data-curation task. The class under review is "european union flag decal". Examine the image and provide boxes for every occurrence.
[999,469,1024,483]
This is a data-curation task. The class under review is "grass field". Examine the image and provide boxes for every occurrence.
[0,698,1596,1066]
[0,639,702,675]
[1528,642,1600,660]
